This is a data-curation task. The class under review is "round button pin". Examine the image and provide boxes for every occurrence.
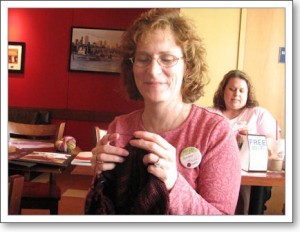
[180,147,202,169]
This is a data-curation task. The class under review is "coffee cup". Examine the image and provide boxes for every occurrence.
[267,138,285,171]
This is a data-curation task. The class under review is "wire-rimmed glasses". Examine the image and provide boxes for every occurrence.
[129,54,183,68]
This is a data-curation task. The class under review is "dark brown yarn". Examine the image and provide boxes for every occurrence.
[85,140,170,215]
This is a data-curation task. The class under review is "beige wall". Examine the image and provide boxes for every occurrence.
[181,8,241,107]
[181,8,285,137]
[242,8,285,137]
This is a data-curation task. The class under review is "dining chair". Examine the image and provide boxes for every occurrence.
[8,174,24,215]
[8,121,66,215]
[21,181,61,215]
[8,121,65,142]
[9,174,25,215]
[94,126,107,144]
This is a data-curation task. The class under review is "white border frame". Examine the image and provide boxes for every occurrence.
[1,0,293,224]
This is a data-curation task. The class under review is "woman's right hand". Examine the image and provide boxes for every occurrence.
[236,128,248,149]
[238,128,248,135]
[91,133,129,174]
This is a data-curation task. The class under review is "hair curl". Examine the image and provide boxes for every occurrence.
[213,69,259,111]
[120,8,209,103]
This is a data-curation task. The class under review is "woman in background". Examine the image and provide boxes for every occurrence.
[211,69,280,214]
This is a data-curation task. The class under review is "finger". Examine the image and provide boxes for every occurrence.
[143,152,160,165]
[99,133,120,145]
[239,129,248,135]
[91,144,129,171]
[101,144,129,157]
[93,162,117,173]
[132,131,173,150]
[147,163,167,180]
[129,138,167,160]
[92,142,129,160]
[97,152,127,163]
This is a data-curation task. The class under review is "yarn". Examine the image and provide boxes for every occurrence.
[85,140,170,215]
[55,136,76,153]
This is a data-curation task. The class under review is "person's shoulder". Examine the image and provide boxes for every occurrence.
[108,108,143,133]
[192,105,228,125]
[204,106,218,113]
[109,109,142,127]
[242,107,276,123]
[247,106,272,115]
[113,109,143,122]
[191,106,233,137]
[196,105,225,119]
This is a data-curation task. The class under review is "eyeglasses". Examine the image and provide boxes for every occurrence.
[129,54,183,68]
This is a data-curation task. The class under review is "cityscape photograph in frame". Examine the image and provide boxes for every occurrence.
[69,27,124,74]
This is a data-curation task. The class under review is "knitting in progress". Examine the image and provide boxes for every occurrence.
[85,140,170,215]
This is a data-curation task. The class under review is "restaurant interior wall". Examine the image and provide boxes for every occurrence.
[8,8,147,150]
[182,8,285,137]
[242,8,285,137]
[8,8,286,150]
[181,8,241,107]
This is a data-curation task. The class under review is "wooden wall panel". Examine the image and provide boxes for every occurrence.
[242,9,285,137]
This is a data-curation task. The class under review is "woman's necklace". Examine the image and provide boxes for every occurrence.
[142,104,189,133]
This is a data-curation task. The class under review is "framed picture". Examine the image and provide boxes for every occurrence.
[68,27,125,74]
[8,42,26,73]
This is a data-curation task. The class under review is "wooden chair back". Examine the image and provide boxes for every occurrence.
[94,126,107,144]
[8,122,66,215]
[9,174,25,215]
[8,121,65,142]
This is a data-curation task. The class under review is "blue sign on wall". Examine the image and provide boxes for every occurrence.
[279,47,285,63]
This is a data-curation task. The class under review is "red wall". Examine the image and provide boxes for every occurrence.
[8,8,147,150]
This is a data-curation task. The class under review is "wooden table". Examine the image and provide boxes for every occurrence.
[241,170,285,187]
[241,170,285,215]
[8,145,79,215]
[8,143,80,190]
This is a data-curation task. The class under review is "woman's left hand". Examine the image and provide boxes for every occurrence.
[129,131,178,191]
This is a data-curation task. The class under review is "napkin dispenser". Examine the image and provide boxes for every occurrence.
[240,134,268,172]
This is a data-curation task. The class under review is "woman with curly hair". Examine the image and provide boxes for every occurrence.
[210,69,280,214]
[86,8,241,215]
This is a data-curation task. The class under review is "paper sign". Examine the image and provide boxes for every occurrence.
[240,134,268,171]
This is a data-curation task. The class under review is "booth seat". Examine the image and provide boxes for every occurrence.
[9,108,51,125]
[9,109,52,140]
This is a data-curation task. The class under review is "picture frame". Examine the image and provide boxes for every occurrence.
[8,42,26,73]
[68,27,125,74]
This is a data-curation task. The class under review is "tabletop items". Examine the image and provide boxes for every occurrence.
[71,151,92,166]
[267,138,285,171]
[55,136,76,153]
[240,134,269,172]
[10,150,74,167]
[239,134,285,173]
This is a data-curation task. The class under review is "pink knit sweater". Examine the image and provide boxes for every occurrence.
[108,104,241,215]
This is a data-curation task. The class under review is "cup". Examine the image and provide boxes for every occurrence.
[267,138,285,171]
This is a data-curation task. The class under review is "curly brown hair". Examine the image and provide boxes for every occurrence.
[120,8,209,103]
[213,69,259,111]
